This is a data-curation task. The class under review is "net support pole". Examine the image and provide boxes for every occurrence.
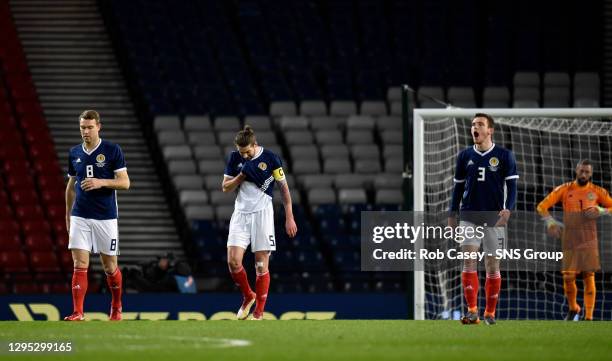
[411,101,426,320]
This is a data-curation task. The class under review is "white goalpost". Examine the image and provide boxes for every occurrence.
[412,108,612,321]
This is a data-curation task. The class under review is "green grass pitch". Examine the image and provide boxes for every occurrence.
[1,320,610,361]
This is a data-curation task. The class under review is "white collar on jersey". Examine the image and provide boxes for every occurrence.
[251,146,264,160]
[473,143,495,156]
[82,138,102,155]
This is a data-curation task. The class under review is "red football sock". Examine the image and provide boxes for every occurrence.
[71,267,88,314]
[485,272,501,317]
[462,271,479,311]
[106,267,123,309]
[254,271,270,315]
[230,266,253,298]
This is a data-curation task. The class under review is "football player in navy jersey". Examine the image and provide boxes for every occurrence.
[222,125,297,320]
[64,110,130,321]
[448,113,519,325]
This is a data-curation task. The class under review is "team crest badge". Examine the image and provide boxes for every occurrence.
[258,162,267,171]
[488,157,499,172]
[96,154,106,167]
[587,192,596,201]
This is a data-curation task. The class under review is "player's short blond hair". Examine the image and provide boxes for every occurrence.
[79,110,100,123]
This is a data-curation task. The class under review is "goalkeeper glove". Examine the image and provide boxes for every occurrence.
[596,206,609,216]
[543,216,563,229]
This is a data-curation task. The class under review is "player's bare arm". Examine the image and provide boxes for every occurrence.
[65,176,76,232]
[222,172,246,193]
[278,178,297,238]
[80,169,130,191]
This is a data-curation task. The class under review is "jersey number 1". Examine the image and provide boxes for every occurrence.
[86,165,94,178]
[477,167,486,181]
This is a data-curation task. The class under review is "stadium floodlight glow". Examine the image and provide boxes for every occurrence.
[412,107,612,321]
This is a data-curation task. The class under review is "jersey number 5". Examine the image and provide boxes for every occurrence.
[86,165,94,178]
[477,167,486,181]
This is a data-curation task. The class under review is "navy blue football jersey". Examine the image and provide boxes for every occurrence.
[68,139,127,220]
[453,144,518,212]
[224,147,285,212]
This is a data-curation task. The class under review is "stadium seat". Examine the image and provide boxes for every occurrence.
[163,145,193,161]
[360,101,387,116]
[374,173,402,189]
[24,233,55,252]
[350,144,380,160]
[173,175,204,191]
[315,130,343,145]
[300,101,327,116]
[417,86,445,107]
[280,116,309,131]
[270,101,297,117]
[310,116,344,131]
[307,188,337,205]
[334,174,373,189]
[384,157,403,173]
[375,189,402,204]
[513,72,540,88]
[543,87,570,107]
[217,131,239,146]
[345,130,374,145]
[447,87,476,107]
[543,72,570,88]
[168,159,198,175]
[180,190,209,206]
[354,160,382,174]
[284,130,314,145]
[209,190,235,205]
[214,116,241,131]
[198,159,225,174]
[183,115,213,131]
[0,251,29,273]
[244,116,272,130]
[347,115,375,130]
[330,101,357,116]
[193,145,222,160]
[320,144,349,159]
[292,159,322,174]
[380,130,402,144]
[186,132,217,146]
[158,130,187,146]
[154,115,181,131]
[323,158,351,174]
[30,251,61,273]
[483,86,510,107]
[299,174,334,190]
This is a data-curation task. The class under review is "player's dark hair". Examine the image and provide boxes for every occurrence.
[577,159,592,168]
[474,113,494,128]
[80,110,100,124]
[234,125,256,147]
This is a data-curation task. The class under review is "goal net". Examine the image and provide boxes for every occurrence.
[412,108,612,320]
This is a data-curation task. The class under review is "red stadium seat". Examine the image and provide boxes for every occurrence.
[15,204,45,221]
[21,219,51,236]
[0,219,19,234]
[0,251,30,273]
[41,188,65,205]
[45,204,65,221]
[24,233,55,252]
[0,204,14,218]
[0,233,22,251]
[10,189,39,205]
[55,234,69,249]
[50,282,71,294]
[57,250,73,272]
[30,252,61,273]
[6,174,36,190]
[13,282,41,294]
[51,220,67,239]
[0,282,8,294]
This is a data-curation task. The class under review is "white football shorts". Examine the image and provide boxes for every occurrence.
[458,220,506,253]
[68,216,120,255]
[227,203,276,252]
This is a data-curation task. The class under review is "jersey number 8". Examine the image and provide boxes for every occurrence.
[86,165,94,178]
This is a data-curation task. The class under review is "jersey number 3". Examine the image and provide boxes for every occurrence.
[86,165,94,178]
[477,167,486,181]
